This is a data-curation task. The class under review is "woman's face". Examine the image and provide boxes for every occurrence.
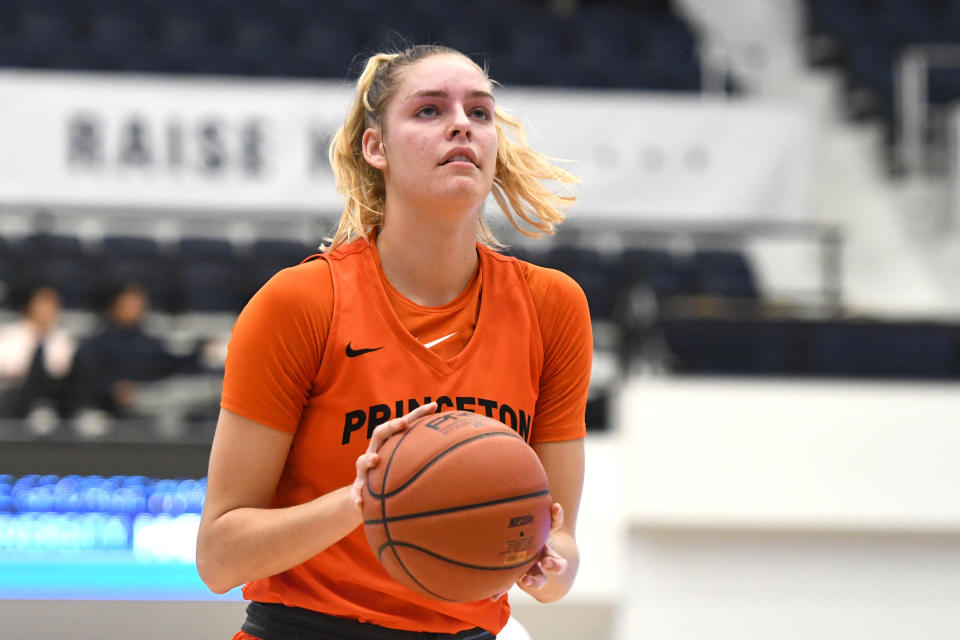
[27,288,60,334]
[365,54,498,221]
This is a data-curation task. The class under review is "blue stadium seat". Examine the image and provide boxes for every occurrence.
[496,13,571,86]
[875,0,942,43]
[927,67,960,105]
[438,18,503,61]
[807,322,959,378]
[283,19,360,78]
[662,318,798,375]
[689,249,758,299]
[541,245,621,321]
[247,239,314,295]
[571,6,635,60]
[0,236,21,307]
[228,6,296,57]
[154,7,225,60]
[361,17,440,54]
[29,256,97,309]
[98,236,176,312]
[618,247,690,300]
[19,233,84,259]
[809,0,878,43]
[2,5,84,70]
[87,10,150,50]
[176,238,245,312]
[15,7,79,46]
[634,16,702,91]
[15,234,97,310]
[177,238,235,262]
[845,36,898,96]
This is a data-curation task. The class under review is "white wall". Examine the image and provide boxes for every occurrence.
[616,377,960,640]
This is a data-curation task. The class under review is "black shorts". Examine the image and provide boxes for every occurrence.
[241,601,497,640]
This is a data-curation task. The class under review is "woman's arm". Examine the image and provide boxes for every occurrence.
[195,408,360,594]
[196,402,439,595]
[515,437,585,603]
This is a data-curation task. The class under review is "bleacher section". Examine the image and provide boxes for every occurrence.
[0,232,316,315]
[0,0,703,91]
[3,226,960,395]
[805,0,960,166]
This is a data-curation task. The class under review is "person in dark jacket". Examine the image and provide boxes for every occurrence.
[73,282,199,418]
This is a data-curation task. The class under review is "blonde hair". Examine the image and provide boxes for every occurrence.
[325,44,578,251]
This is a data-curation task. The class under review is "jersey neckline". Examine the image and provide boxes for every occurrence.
[360,237,494,376]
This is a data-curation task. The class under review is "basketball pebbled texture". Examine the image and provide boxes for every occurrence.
[361,410,553,602]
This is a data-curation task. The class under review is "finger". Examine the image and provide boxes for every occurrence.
[356,452,379,474]
[353,453,378,493]
[351,483,364,509]
[352,452,380,507]
[550,503,564,531]
[399,401,438,425]
[519,564,548,590]
[540,551,567,575]
[368,403,438,453]
[367,422,406,455]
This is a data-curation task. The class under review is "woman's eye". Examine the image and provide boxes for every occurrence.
[470,107,490,120]
[416,105,438,117]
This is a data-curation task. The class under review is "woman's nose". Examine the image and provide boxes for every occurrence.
[448,107,472,139]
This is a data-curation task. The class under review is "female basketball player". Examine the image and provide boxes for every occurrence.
[196,44,591,640]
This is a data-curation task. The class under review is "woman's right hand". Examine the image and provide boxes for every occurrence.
[350,402,438,510]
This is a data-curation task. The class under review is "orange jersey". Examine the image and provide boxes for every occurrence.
[220,237,592,634]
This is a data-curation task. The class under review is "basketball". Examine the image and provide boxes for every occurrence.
[361,410,553,602]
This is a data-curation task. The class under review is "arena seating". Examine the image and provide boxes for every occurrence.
[806,0,960,134]
[16,234,97,310]
[661,316,960,379]
[0,0,704,91]
[174,238,246,313]
[5,222,958,386]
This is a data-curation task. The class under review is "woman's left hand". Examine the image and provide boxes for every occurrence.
[517,503,567,592]
[490,503,567,601]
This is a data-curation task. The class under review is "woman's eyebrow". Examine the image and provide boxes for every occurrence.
[407,89,495,102]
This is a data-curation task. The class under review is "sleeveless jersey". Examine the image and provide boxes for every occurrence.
[238,238,552,634]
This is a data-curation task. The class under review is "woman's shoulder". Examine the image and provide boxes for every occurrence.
[515,258,588,310]
[247,257,333,315]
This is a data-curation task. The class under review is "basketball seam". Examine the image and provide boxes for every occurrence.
[377,422,449,601]
[376,540,541,572]
[365,431,522,500]
[363,489,550,525]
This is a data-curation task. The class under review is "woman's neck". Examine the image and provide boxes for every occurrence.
[376,210,480,307]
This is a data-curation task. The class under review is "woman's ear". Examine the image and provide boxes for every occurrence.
[361,128,387,170]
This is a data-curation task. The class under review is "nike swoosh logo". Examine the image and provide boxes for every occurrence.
[423,332,457,349]
[346,342,384,358]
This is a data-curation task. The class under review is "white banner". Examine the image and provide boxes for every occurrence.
[504,90,813,224]
[0,70,352,213]
[0,70,812,223]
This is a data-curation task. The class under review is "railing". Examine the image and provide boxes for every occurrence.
[896,44,960,174]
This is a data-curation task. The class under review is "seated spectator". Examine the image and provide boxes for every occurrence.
[72,282,201,419]
[0,286,77,425]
